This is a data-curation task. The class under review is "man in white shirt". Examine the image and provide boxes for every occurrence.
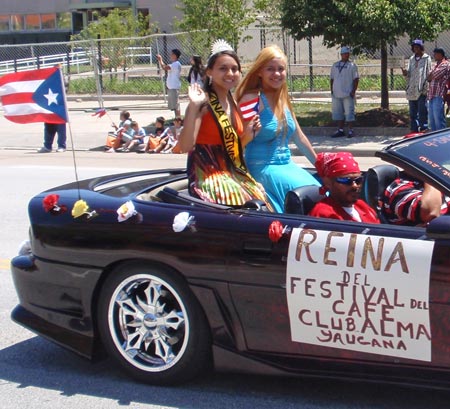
[157,49,182,117]
[330,46,359,138]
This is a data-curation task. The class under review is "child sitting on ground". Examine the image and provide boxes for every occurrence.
[161,117,183,153]
[106,110,132,152]
[139,116,171,153]
[121,121,146,152]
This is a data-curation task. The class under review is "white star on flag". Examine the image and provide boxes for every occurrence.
[44,88,59,105]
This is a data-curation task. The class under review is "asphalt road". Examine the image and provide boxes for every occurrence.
[1,152,450,408]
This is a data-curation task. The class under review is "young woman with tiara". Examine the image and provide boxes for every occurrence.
[235,45,320,213]
[178,40,271,209]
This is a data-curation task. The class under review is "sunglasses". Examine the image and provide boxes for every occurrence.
[334,176,364,185]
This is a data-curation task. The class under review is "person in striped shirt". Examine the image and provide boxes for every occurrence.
[382,177,450,226]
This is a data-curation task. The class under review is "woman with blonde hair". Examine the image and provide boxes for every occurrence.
[235,45,320,213]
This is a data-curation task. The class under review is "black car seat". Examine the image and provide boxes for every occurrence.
[284,185,326,215]
[362,164,400,222]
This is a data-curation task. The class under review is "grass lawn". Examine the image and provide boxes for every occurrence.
[293,102,410,127]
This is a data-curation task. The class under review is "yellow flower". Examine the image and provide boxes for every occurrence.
[72,199,89,218]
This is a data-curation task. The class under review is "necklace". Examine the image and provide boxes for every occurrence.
[338,61,348,74]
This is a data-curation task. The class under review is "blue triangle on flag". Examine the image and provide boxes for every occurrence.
[33,69,67,121]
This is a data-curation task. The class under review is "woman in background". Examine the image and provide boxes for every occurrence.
[187,55,206,88]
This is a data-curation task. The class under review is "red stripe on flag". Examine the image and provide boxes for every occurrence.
[239,96,259,120]
[4,112,65,124]
[1,92,34,105]
[0,67,58,86]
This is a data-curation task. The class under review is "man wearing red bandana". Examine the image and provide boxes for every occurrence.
[309,152,380,223]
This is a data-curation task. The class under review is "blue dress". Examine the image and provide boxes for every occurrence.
[244,93,320,213]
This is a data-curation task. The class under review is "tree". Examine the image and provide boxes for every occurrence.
[281,0,450,109]
[72,8,155,73]
[176,0,268,52]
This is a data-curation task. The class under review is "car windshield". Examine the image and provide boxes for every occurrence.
[378,132,450,192]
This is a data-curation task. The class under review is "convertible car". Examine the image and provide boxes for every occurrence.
[10,130,450,388]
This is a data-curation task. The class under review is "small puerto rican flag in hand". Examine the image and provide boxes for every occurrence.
[239,96,259,120]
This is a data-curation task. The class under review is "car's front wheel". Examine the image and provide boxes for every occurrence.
[97,264,211,385]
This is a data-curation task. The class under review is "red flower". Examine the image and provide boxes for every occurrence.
[42,194,67,214]
[268,220,284,243]
[43,194,60,212]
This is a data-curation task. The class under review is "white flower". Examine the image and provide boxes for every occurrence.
[117,201,137,222]
[172,211,195,232]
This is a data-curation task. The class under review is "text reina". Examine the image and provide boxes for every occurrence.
[294,229,410,274]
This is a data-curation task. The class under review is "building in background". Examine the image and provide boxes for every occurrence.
[0,0,181,45]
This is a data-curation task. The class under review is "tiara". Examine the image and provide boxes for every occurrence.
[210,39,234,57]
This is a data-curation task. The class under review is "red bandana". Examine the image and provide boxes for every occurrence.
[315,152,360,178]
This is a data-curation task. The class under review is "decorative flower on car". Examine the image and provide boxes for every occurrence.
[172,211,196,232]
[42,194,67,215]
[117,201,137,222]
[268,220,290,243]
[71,199,97,219]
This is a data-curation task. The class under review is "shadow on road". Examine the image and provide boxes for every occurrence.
[0,336,449,408]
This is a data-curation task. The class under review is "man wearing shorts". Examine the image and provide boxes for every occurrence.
[157,49,182,117]
[330,46,359,138]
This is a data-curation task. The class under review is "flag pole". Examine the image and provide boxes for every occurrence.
[58,65,81,199]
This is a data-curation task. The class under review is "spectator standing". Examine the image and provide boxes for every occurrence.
[330,46,359,138]
[187,55,205,88]
[157,49,182,117]
[402,39,432,132]
[37,123,67,153]
[37,64,68,153]
[309,152,379,223]
[427,47,450,131]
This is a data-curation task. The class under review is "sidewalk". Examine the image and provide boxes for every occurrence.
[0,94,408,156]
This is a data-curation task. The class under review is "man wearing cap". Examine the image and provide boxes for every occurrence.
[309,152,379,223]
[402,39,432,132]
[426,47,450,131]
[330,46,359,138]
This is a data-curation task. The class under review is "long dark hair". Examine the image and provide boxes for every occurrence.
[188,55,205,83]
[203,50,241,94]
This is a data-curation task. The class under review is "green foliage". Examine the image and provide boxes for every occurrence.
[176,0,267,49]
[72,9,154,41]
[281,0,450,52]
[71,9,156,74]
[281,0,450,107]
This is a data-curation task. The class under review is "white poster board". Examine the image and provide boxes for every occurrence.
[286,228,433,361]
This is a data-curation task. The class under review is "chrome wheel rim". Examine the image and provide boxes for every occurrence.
[107,273,188,372]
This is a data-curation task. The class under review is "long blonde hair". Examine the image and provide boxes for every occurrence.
[235,45,293,122]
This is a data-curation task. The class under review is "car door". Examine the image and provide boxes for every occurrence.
[227,211,450,370]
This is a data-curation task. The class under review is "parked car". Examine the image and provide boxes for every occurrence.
[10,130,450,388]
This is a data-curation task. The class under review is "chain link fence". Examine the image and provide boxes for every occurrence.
[1,29,450,97]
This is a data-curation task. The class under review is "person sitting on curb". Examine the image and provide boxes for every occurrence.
[121,121,146,152]
[309,152,380,223]
[138,116,171,153]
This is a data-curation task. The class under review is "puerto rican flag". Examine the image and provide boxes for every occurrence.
[0,66,68,124]
[239,96,259,120]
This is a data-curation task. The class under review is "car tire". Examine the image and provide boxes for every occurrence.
[97,263,211,385]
